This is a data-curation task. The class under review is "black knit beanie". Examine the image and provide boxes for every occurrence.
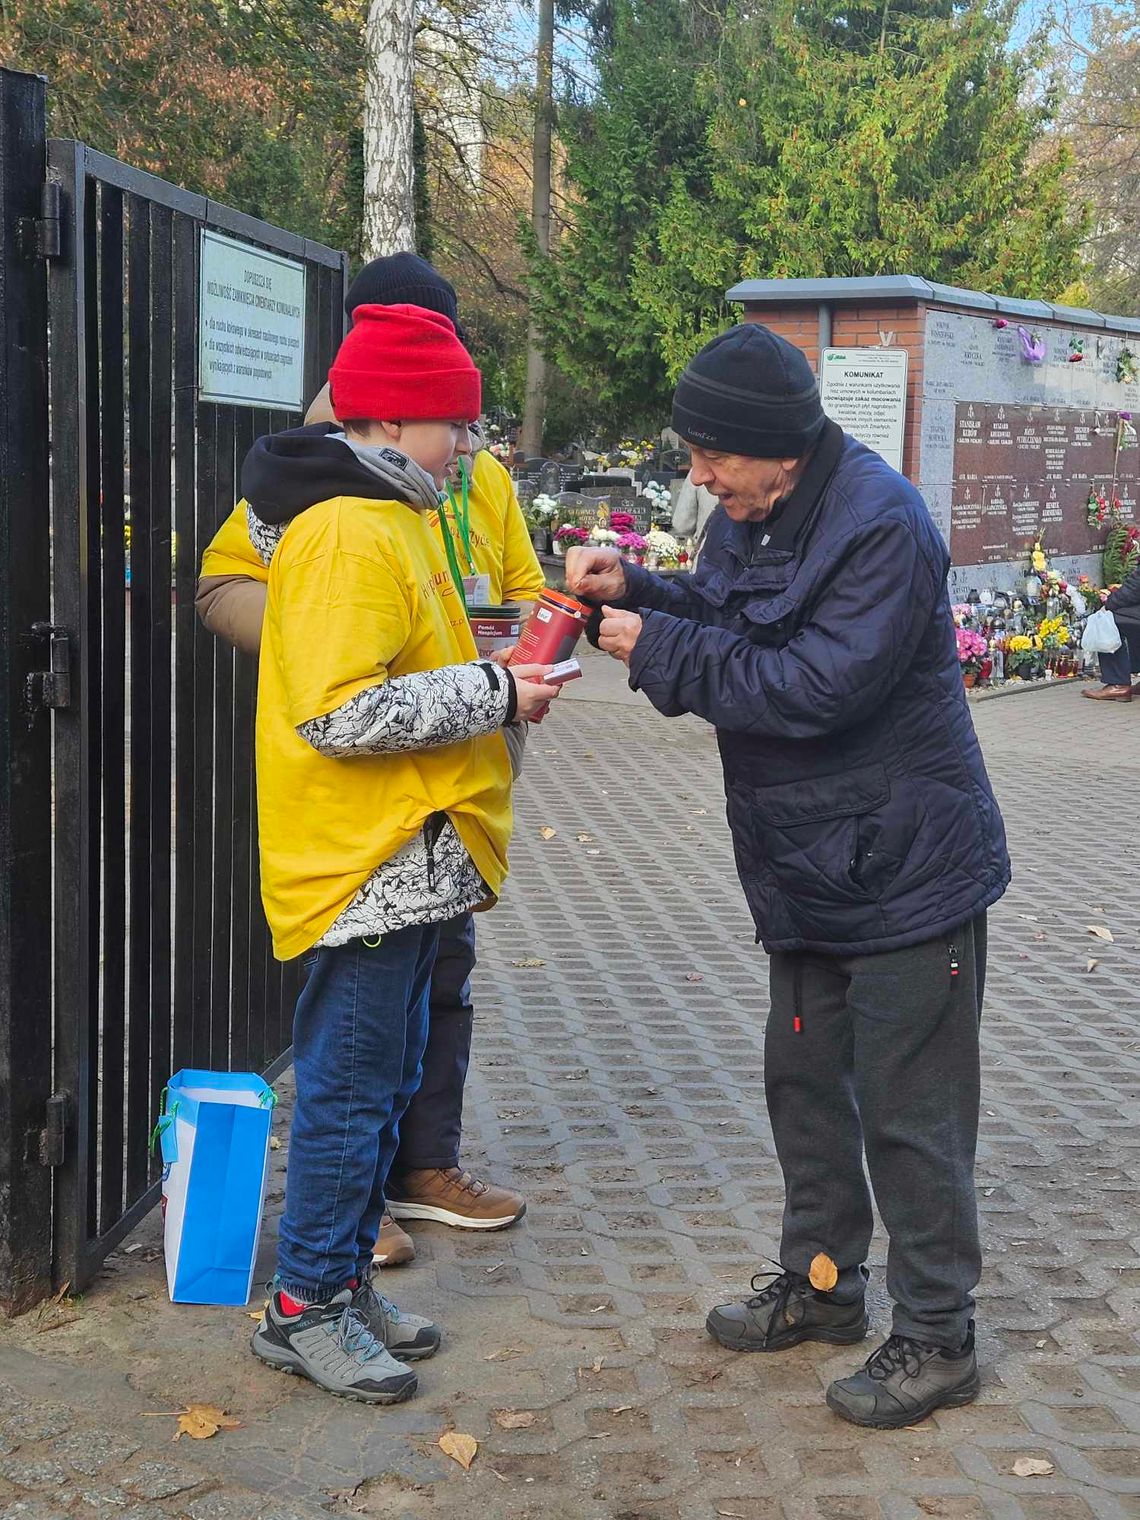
[345,252,465,341]
[672,323,826,458]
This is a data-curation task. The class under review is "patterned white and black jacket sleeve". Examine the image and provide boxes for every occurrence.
[297,662,515,947]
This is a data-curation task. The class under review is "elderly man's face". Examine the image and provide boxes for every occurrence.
[687,444,804,522]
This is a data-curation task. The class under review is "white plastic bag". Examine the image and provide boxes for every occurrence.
[1081,608,1122,654]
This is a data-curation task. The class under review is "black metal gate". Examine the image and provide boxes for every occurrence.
[0,68,348,1307]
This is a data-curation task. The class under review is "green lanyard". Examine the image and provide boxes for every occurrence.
[437,456,476,612]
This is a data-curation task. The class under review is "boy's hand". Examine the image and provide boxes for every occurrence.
[509,663,562,721]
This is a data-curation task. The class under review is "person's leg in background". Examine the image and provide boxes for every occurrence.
[1085,624,1140,700]
[380,912,526,1255]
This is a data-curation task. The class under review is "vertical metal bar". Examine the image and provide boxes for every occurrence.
[209,406,236,1065]
[228,407,255,1070]
[171,213,197,1077]
[0,67,54,1312]
[97,182,127,1233]
[191,401,217,1069]
[147,202,173,1144]
[303,262,323,408]
[124,192,153,1204]
[83,174,103,1240]
[46,138,93,1288]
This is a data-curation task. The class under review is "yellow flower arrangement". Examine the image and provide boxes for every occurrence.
[1036,616,1071,647]
[1007,635,1033,652]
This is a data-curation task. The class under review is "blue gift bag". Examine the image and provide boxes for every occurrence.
[156,1070,276,1306]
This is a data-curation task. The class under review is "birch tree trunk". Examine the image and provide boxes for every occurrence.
[519,0,554,458]
[362,0,418,258]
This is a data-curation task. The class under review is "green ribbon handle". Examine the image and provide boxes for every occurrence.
[447,456,476,574]
[436,501,470,614]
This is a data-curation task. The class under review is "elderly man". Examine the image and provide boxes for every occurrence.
[567,324,1010,1429]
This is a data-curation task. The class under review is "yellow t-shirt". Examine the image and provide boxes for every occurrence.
[201,449,547,605]
[257,495,513,961]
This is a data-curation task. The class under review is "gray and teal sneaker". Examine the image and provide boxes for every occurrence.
[252,1288,418,1404]
[351,1276,441,1361]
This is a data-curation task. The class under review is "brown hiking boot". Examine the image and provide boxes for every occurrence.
[386,1167,526,1230]
[1082,685,1132,702]
[372,1210,415,1267]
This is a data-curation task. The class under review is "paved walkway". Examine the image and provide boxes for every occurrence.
[2,672,1138,1520]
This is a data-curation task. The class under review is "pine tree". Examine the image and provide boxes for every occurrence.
[534,0,1088,413]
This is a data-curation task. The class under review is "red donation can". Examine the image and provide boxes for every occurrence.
[507,588,593,720]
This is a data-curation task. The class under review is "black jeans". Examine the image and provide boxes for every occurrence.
[1098,626,1140,686]
[766,915,986,1349]
[391,911,477,1175]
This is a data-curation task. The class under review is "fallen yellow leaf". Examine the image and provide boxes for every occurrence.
[493,1409,536,1430]
[538,826,557,841]
[809,1253,839,1292]
[1087,958,1099,974]
[173,1404,242,1441]
[1087,925,1114,942]
[511,957,545,969]
[439,1431,478,1470]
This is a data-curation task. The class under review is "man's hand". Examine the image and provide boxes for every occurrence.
[598,606,643,666]
[565,546,627,604]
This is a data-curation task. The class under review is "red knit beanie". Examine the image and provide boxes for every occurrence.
[329,303,481,422]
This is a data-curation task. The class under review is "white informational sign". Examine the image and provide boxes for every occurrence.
[199,230,307,410]
[819,347,909,473]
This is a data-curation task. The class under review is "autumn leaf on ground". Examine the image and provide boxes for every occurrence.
[439,1432,478,1470]
[1012,1457,1054,1478]
[173,1404,242,1441]
[1087,925,1114,942]
[1087,959,1099,974]
[685,973,704,983]
[576,831,594,843]
[483,1346,526,1361]
[269,1136,281,1149]
[511,958,545,969]
[809,1253,839,1292]
[538,826,557,841]
[493,1409,536,1430]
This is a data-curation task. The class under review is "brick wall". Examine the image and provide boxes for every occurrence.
[742,300,926,479]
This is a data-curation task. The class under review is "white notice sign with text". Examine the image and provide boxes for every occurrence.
[199,230,307,410]
[819,347,909,473]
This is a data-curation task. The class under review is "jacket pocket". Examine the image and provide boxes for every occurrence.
[742,763,896,911]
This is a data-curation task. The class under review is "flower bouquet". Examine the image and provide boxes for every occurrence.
[956,626,988,686]
[616,530,648,563]
[645,526,681,569]
[552,523,590,557]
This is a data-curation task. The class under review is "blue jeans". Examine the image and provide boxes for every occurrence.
[1099,626,1140,686]
[276,925,440,1301]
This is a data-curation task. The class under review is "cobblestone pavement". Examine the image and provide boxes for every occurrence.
[2,669,1139,1520]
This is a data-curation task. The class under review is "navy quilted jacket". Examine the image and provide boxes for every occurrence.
[619,423,1010,955]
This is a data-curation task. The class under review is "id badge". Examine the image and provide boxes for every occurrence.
[463,573,491,604]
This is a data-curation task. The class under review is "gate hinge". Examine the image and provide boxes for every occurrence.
[25,621,71,711]
[17,181,63,260]
[40,1093,68,1168]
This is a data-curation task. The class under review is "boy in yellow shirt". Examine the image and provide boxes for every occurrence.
[197,256,546,1263]
[249,302,558,1404]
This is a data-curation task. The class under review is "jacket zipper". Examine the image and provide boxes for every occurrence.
[424,813,444,894]
[949,941,960,980]
[793,957,803,1034]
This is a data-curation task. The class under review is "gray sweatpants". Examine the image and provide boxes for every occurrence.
[766,915,986,1349]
